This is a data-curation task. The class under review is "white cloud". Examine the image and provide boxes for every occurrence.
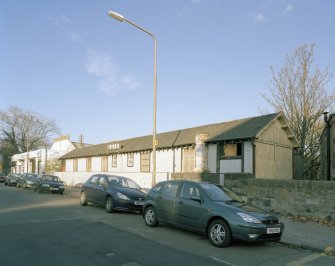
[46,14,82,43]
[85,50,140,95]
[284,4,293,15]
[250,13,267,23]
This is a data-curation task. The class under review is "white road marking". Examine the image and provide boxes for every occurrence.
[210,256,238,266]
[286,253,327,266]
[127,227,154,235]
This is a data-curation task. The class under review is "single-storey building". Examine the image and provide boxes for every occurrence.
[56,112,299,188]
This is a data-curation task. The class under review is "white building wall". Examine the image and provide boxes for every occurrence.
[57,144,253,189]
[156,150,174,173]
[66,160,73,172]
[133,153,141,172]
[50,138,75,152]
[220,159,242,173]
[78,158,86,172]
[244,141,253,173]
[91,157,101,172]
[208,144,217,173]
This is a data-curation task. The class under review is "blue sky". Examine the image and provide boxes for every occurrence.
[1,0,334,145]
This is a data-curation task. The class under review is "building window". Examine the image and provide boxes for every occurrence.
[140,152,150,172]
[101,156,108,172]
[61,160,66,172]
[73,159,78,172]
[182,146,195,172]
[112,154,117,167]
[127,153,134,167]
[86,158,91,172]
[223,143,242,158]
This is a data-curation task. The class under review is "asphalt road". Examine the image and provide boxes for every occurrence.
[1,183,334,266]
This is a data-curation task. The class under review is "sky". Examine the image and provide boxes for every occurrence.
[1,0,335,145]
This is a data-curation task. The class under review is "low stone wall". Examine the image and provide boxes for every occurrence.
[171,173,335,223]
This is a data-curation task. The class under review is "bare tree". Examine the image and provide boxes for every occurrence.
[0,106,60,159]
[262,43,334,179]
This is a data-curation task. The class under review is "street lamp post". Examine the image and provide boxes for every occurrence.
[108,10,157,187]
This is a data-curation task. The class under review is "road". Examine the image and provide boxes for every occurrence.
[0,183,334,266]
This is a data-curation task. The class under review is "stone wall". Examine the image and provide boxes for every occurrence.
[171,173,335,222]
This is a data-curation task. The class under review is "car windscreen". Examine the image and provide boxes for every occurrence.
[43,175,61,182]
[126,178,141,190]
[107,176,141,190]
[27,174,37,179]
[200,183,244,203]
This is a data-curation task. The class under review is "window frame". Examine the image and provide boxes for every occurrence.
[73,158,78,172]
[127,153,134,167]
[140,151,150,172]
[101,156,108,172]
[86,157,92,172]
[112,154,117,168]
[222,142,242,159]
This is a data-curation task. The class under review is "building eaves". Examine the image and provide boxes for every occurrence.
[59,113,279,160]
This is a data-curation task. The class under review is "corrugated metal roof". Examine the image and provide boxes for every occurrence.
[60,113,279,159]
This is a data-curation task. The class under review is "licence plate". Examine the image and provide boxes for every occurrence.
[50,187,59,191]
[134,201,144,206]
[267,227,280,234]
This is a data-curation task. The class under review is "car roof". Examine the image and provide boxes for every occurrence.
[157,180,215,186]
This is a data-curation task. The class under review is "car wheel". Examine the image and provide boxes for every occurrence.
[208,219,232,248]
[38,186,42,193]
[144,206,158,227]
[80,191,88,206]
[59,191,63,195]
[105,196,114,213]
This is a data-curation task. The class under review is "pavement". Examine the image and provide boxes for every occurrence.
[279,216,335,256]
[65,187,335,257]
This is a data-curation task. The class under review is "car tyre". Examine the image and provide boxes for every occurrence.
[105,196,114,213]
[38,186,42,193]
[80,191,88,206]
[208,219,232,248]
[144,206,158,227]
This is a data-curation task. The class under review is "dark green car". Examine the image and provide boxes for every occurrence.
[143,180,284,248]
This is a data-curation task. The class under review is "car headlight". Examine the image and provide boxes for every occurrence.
[42,184,50,187]
[117,192,130,200]
[59,185,64,189]
[237,212,261,224]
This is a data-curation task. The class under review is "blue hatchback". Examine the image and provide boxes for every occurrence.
[80,174,146,213]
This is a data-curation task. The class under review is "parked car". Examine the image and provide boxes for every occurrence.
[4,173,22,186]
[80,174,146,213]
[17,173,38,189]
[143,180,284,248]
[34,174,65,194]
[0,173,6,183]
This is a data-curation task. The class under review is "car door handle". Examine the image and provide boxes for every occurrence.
[177,200,183,204]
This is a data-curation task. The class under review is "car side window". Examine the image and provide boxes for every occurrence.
[181,183,201,199]
[162,182,179,197]
[99,176,108,187]
[90,175,99,185]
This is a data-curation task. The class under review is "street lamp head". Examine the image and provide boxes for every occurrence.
[108,11,125,22]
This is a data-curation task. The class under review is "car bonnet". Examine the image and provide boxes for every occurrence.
[216,201,277,220]
[112,186,146,199]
